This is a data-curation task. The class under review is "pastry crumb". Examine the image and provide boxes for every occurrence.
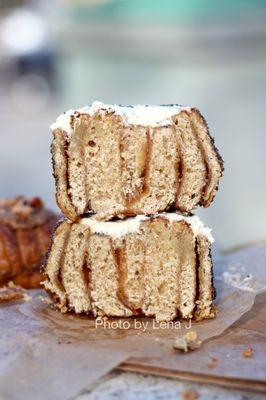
[0,281,26,302]
[22,293,32,302]
[39,295,53,305]
[243,347,253,358]
[182,389,199,400]
[207,357,218,368]
[173,331,202,352]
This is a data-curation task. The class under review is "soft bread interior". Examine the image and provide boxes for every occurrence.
[67,121,88,215]
[81,114,124,217]
[115,236,145,311]
[52,108,222,220]
[120,125,148,205]
[43,215,214,321]
[132,127,178,215]
[141,218,181,321]
[87,235,132,317]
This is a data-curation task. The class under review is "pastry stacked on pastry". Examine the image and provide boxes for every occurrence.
[44,101,223,322]
[0,196,59,288]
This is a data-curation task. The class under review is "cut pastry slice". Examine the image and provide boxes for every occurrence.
[51,102,223,221]
[43,213,216,322]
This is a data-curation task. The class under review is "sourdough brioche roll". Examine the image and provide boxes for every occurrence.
[0,196,59,288]
[51,102,223,221]
[43,213,215,322]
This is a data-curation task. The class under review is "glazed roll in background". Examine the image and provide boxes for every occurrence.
[0,196,59,288]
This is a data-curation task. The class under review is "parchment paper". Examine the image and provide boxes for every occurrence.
[0,245,265,399]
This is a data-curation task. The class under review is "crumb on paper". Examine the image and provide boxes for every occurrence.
[243,347,253,358]
[39,295,53,305]
[22,292,32,302]
[182,389,199,400]
[207,357,218,368]
[173,331,202,352]
[194,304,217,321]
[0,281,29,302]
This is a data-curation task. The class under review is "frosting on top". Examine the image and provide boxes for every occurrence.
[79,212,214,243]
[51,101,190,135]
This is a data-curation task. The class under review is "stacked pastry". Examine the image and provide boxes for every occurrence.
[43,101,223,322]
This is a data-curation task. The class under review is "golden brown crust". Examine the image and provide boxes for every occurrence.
[0,196,59,288]
[189,109,224,207]
[43,220,71,310]
[194,235,216,321]
[52,129,77,221]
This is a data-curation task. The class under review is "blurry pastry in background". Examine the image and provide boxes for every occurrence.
[0,196,59,289]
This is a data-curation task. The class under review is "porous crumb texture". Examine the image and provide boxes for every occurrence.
[43,215,215,322]
[51,108,223,221]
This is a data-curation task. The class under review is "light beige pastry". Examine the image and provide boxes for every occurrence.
[51,102,223,221]
[43,213,215,322]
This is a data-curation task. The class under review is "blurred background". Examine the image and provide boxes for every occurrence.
[0,0,265,250]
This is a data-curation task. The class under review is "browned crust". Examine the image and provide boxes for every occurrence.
[0,203,59,288]
[51,129,77,221]
[82,118,91,212]
[190,108,224,207]
[36,211,59,254]
[54,226,71,311]
[195,237,201,307]
[209,246,216,301]
[172,125,181,210]
[13,270,43,289]
[42,220,70,310]
[188,111,208,207]
[0,224,22,282]
[16,229,42,271]
[173,111,207,212]
[172,122,183,208]
[194,235,216,321]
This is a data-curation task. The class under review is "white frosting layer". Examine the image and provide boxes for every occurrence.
[51,101,190,135]
[79,212,214,243]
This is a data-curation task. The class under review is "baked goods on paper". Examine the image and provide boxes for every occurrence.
[43,213,215,322]
[51,102,223,221]
[0,196,59,288]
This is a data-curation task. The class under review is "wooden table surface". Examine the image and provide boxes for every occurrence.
[76,370,265,400]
